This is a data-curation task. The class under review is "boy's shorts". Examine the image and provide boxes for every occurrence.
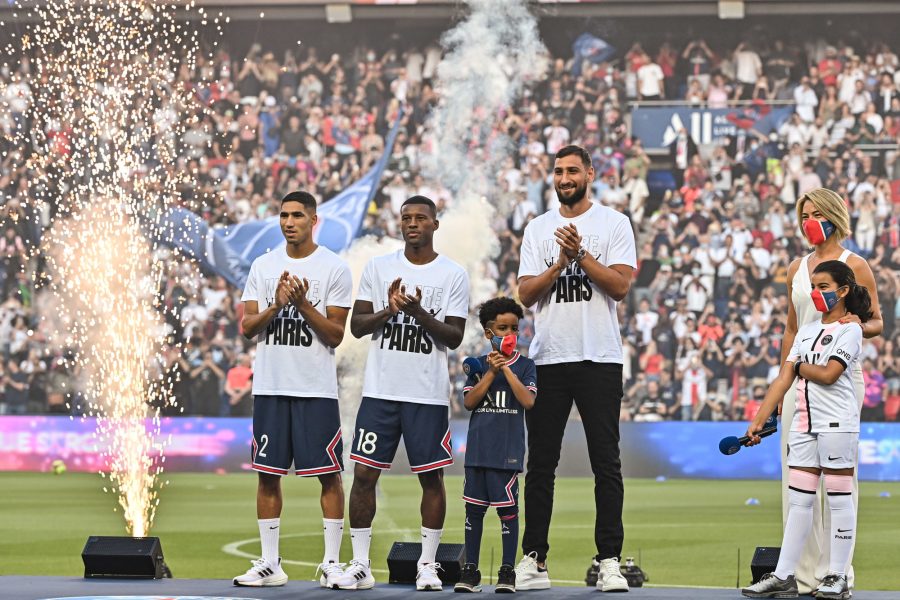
[463,467,519,507]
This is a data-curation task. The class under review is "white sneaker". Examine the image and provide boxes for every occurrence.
[596,557,629,592]
[336,558,375,590]
[232,557,288,587]
[815,573,850,600]
[318,561,345,589]
[416,562,443,591]
[514,552,551,590]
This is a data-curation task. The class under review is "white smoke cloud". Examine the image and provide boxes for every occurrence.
[426,0,547,335]
[335,0,547,453]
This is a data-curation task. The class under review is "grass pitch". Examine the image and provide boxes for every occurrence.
[1,472,898,589]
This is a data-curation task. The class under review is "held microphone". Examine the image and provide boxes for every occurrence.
[463,357,484,380]
[719,411,779,455]
[463,356,495,405]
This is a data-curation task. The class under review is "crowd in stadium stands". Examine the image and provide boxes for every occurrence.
[1,31,899,422]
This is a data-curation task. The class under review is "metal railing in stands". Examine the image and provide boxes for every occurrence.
[627,99,797,109]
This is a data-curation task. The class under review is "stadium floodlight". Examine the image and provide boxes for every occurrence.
[82,536,171,579]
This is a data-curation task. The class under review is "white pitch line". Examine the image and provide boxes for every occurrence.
[223,530,415,573]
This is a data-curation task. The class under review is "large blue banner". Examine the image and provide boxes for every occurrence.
[158,110,404,288]
[3,417,898,481]
[631,104,795,150]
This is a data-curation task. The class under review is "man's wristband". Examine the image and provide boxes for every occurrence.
[793,361,803,379]
[574,246,587,263]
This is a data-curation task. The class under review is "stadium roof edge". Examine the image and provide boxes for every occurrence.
[202,1,900,21]
[4,1,900,20]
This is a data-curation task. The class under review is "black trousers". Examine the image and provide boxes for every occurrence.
[522,361,624,562]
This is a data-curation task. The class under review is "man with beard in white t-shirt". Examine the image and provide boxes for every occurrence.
[514,145,636,593]
[337,195,469,592]
[235,191,353,589]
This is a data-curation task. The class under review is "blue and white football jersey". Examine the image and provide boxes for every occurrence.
[463,352,537,472]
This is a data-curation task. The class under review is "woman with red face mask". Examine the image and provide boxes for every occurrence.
[780,188,883,595]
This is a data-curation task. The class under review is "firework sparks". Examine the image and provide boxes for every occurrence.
[3,1,221,536]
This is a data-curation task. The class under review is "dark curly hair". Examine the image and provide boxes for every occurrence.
[478,296,524,328]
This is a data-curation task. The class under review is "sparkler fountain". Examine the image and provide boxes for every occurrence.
[3,1,222,539]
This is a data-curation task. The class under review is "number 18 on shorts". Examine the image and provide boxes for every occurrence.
[350,397,453,473]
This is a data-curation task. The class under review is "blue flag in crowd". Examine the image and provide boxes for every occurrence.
[571,33,616,77]
[159,109,404,289]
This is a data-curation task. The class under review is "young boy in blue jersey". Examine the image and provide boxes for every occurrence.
[455,297,537,593]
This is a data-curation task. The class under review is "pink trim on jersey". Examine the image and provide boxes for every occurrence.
[793,377,810,432]
[813,323,842,351]
[789,468,820,492]
[505,352,521,366]
[824,474,853,494]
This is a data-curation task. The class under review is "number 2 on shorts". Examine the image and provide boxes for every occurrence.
[258,434,269,458]
[356,429,378,455]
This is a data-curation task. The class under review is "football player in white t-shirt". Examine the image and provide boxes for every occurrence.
[234,192,352,589]
[337,196,469,592]
[515,145,636,593]
[742,260,873,600]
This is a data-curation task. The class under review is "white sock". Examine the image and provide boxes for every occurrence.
[827,488,855,575]
[258,518,280,566]
[419,527,443,566]
[350,527,372,565]
[323,518,344,564]
[774,489,815,579]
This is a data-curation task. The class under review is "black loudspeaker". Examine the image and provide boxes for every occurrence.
[750,546,781,584]
[387,542,465,584]
[82,536,168,579]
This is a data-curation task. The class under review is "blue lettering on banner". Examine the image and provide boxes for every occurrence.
[631,105,795,150]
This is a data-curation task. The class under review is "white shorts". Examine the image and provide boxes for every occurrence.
[786,431,858,470]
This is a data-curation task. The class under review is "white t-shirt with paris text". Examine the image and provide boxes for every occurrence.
[357,250,470,405]
[241,245,352,399]
[787,319,863,433]
[518,202,637,365]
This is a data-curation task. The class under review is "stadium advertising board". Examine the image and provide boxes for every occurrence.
[1,416,898,481]
[630,104,795,150]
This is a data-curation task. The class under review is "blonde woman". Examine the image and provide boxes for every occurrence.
[781,188,883,594]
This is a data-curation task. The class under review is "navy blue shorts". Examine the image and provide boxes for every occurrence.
[463,467,519,507]
[251,395,343,477]
[350,397,452,473]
